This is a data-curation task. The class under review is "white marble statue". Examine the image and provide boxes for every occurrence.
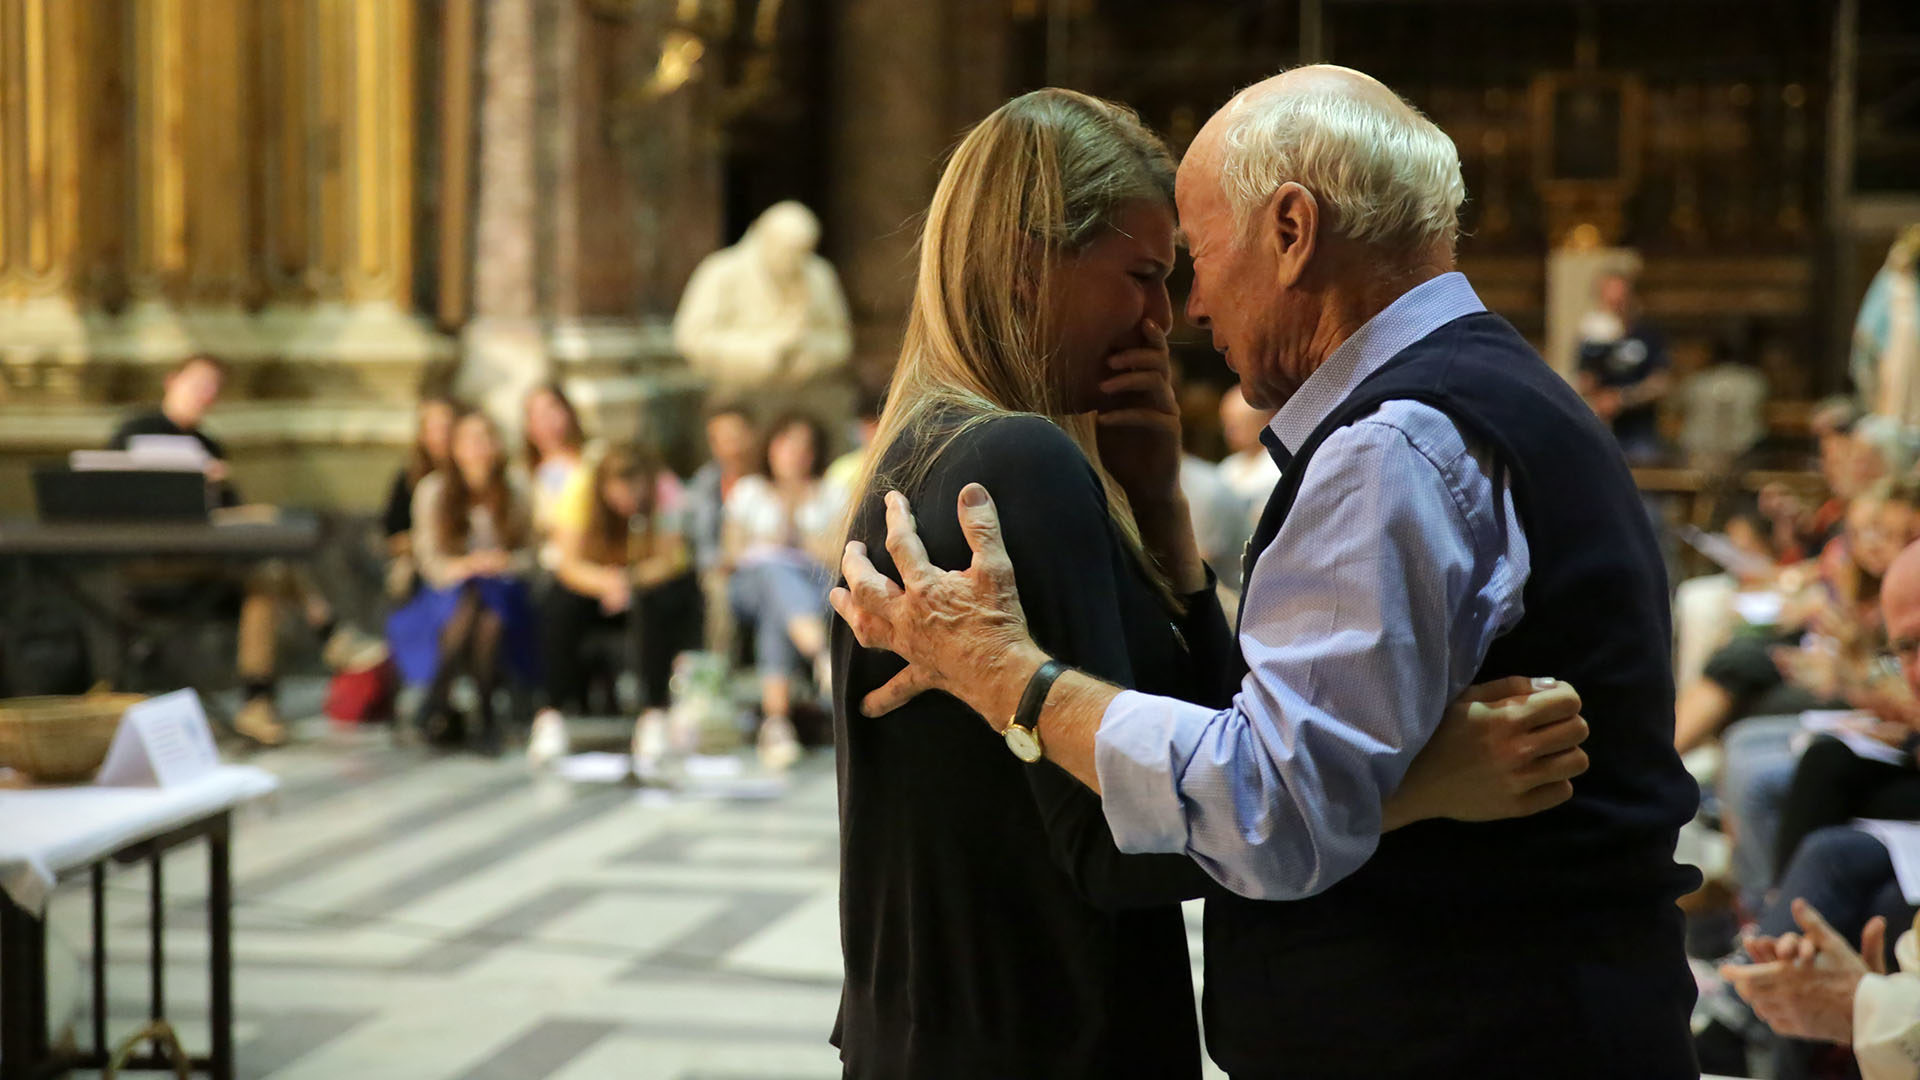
[672,201,852,386]
[1853,225,1920,430]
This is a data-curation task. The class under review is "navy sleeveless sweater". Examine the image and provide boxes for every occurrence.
[1204,311,1701,1077]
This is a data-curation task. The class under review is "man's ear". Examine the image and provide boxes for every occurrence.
[1263,182,1319,289]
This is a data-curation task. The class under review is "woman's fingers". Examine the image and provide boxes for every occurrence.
[1107,323,1171,374]
[1515,779,1575,815]
[1094,409,1178,432]
[1459,675,1537,705]
[1515,714,1590,761]
[1098,369,1177,402]
[1516,746,1590,788]
[1494,683,1584,731]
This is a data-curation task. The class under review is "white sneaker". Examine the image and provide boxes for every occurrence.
[757,714,801,773]
[632,709,669,778]
[526,708,570,768]
[814,652,834,699]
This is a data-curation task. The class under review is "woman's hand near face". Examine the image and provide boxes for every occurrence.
[1094,318,1181,509]
[1094,319,1208,593]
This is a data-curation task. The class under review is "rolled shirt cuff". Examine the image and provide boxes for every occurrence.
[1094,689,1214,855]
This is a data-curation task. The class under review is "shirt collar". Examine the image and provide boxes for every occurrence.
[1268,271,1486,453]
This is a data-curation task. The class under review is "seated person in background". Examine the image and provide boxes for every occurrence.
[1676,478,1920,754]
[1576,271,1672,463]
[1673,497,1784,690]
[722,412,845,772]
[522,382,594,560]
[1678,329,1769,469]
[1708,829,1916,1078]
[1720,531,1920,928]
[1772,537,1920,874]
[825,388,885,493]
[111,353,240,496]
[381,393,458,600]
[111,353,333,746]
[1168,373,1246,593]
[387,407,538,752]
[1214,382,1279,534]
[1761,398,1875,567]
[687,402,759,653]
[535,445,702,766]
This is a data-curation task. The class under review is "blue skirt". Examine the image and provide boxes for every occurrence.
[386,577,541,687]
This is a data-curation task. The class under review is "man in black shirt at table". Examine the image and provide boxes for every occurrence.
[109,355,332,745]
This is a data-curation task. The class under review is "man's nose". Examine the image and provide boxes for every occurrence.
[1185,290,1209,329]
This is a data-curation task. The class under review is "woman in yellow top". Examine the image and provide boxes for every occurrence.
[535,444,702,763]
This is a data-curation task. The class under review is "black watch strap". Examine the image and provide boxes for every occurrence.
[1013,659,1069,734]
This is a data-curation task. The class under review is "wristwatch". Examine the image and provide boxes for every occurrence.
[1005,659,1068,764]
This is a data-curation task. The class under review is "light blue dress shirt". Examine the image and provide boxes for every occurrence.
[1094,272,1533,901]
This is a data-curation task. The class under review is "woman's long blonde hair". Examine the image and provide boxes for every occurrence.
[846,88,1180,604]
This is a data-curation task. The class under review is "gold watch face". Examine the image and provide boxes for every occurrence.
[1004,723,1043,763]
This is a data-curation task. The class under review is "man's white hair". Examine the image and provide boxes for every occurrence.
[1216,72,1466,253]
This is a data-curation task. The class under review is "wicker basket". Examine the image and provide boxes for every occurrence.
[0,692,144,783]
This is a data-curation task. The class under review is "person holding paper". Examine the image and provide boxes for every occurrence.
[1675,478,1920,755]
[1772,539,1920,874]
[110,354,239,502]
[1702,538,1920,1073]
[109,353,336,746]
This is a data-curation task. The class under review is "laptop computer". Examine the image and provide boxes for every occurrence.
[32,467,212,523]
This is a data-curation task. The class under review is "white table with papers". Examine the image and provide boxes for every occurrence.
[0,765,277,1080]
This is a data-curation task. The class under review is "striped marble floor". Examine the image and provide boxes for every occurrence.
[39,707,1222,1080]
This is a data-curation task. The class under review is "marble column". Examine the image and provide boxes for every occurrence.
[178,0,270,361]
[276,0,450,389]
[544,0,714,448]
[827,0,1007,384]
[459,0,549,434]
[0,0,88,388]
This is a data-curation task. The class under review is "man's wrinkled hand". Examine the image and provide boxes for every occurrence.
[829,485,1046,722]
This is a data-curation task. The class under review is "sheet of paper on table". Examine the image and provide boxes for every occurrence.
[125,434,212,469]
[1679,525,1778,582]
[96,689,220,788]
[1799,709,1910,767]
[1855,819,1920,904]
[552,752,633,784]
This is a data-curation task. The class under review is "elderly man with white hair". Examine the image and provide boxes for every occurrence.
[831,65,1703,1076]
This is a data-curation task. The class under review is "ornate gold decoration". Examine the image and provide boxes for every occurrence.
[597,0,786,117]
[1531,70,1645,248]
[0,0,81,298]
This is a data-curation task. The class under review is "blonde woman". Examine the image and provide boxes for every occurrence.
[828,89,1585,1078]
